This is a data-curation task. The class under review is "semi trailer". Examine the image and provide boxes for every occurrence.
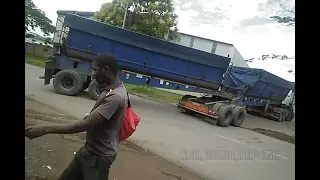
[40,10,295,128]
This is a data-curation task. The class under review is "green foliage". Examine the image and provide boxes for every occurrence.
[25,0,55,35]
[25,53,46,68]
[44,37,53,45]
[270,5,295,26]
[270,16,295,26]
[245,54,294,63]
[94,0,180,40]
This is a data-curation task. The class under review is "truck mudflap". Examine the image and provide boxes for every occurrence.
[42,57,56,85]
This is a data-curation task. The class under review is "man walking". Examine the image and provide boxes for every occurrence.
[25,53,127,180]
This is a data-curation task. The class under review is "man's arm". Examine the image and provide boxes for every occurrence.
[25,93,122,139]
[45,110,105,134]
[45,93,122,134]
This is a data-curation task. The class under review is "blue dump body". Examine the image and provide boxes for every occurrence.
[223,66,295,105]
[52,12,294,108]
[62,14,231,91]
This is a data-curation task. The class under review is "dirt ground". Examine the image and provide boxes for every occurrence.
[246,128,295,144]
[241,114,295,144]
[25,97,208,180]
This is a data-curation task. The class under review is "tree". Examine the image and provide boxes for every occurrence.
[270,4,295,26]
[245,54,294,63]
[25,0,55,36]
[94,0,179,40]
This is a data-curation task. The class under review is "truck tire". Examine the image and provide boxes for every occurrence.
[82,80,91,91]
[230,105,237,109]
[276,112,284,122]
[181,95,196,101]
[212,103,224,114]
[88,80,102,100]
[230,106,245,127]
[285,111,294,121]
[53,69,84,96]
[217,105,233,127]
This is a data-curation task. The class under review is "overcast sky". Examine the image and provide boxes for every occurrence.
[32,0,295,82]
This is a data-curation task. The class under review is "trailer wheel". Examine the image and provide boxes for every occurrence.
[230,106,245,127]
[229,105,237,109]
[88,80,103,100]
[53,69,84,96]
[217,105,233,127]
[285,110,295,121]
[181,95,196,101]
[212,103,224,114]
[82,80,91,91]
[276,111,285,122]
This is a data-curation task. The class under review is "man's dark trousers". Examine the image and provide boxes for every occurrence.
[58,146,116,180]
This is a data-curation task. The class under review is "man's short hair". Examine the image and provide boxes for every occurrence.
[95,53,119,74]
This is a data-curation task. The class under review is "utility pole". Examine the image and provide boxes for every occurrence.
[122,2,128,29]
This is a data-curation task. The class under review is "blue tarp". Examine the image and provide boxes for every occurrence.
[223,67,295,102]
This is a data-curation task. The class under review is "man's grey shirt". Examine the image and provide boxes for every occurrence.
[85,83,127,156]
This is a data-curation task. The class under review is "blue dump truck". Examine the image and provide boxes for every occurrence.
[41,11,295,128]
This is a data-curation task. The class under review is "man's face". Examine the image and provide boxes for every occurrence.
[92,61,106,84]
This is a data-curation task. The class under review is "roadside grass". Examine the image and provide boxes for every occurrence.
[25,53,46,68]
[290,135,295,141]
[124,84,183,103]
[25,53,183,103]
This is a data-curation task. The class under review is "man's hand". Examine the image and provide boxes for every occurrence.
[25,111,106,138]
[25,125,48,139]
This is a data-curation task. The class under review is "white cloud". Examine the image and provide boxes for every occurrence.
[184,9,199,17]
[181,1,193,9]
[248,59,295,82]
[33,0,107,25]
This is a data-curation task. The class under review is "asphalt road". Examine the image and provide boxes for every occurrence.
[25,64,295,180]
[157,89,295,136]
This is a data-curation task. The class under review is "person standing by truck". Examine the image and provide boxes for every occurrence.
[25,53,127,180]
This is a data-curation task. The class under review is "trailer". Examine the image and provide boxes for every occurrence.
[244,78,295,122]
[222,66,295,122]
[230,67,295,122]
[40,11,294,128]
[178,66,295,124]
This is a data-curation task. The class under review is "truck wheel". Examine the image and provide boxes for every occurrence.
[285,110,295,121]
[217,105,233,127]
[53,69,84,96]
[230,106,245,127]
[181,95,196,101]
[212,103,224,114]
[229,105,236,109]
[82,80,91,91]
[276,112,284,122]
[88,80,103,100]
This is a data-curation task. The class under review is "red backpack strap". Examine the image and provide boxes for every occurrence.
[89,89,112,113]
[126,92,131,108]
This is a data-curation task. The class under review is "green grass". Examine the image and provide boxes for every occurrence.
[124,83,183,103]
[290,135,295,141]
[25,54,183,103]
[25,53,46,68]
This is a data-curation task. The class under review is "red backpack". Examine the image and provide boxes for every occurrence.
[119,92,140,142]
